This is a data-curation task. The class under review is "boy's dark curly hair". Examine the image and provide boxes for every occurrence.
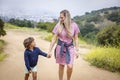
[23,37,34,49]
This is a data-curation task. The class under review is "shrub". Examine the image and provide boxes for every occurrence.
[37,22,56,32]
[44,33,53,42]
[97,24,120,46]
[0,40,6,61]
[0,19,6,37]
[84,47,120,72]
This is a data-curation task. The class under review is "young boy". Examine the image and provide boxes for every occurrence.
[23,37,50,80]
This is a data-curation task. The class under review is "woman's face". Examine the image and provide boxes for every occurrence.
[60,13,65,23]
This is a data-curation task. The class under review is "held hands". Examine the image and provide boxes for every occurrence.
[75,53,79,59]
[47,51,52,58]
[75,47,79,59]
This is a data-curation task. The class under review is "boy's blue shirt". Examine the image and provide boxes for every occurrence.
[24,47,47,71]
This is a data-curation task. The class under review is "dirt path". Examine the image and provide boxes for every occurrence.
[0,29,120,80]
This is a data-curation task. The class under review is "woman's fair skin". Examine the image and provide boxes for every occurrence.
[48,12,79,80]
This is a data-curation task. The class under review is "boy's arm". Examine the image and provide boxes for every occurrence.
[37,48,48,57]
[24,51,31,71]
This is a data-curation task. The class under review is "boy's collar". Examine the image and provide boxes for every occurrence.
[27,47,35,51]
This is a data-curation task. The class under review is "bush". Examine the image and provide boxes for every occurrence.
[0,40,6,61]
[9,18,34,28]
[84,47,120,72]
[0,19,6,37]
[97,24,120,46]
[107,11,120,24]
[80,23,99,37]
[44,33,53,42]
[37,22,56,32]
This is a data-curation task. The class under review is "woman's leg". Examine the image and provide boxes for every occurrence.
[25,73,29,80]
[32,72,37,80]
[67,64,73,80]
[59,64,65,80]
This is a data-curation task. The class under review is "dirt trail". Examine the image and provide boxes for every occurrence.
[0,29,120,80]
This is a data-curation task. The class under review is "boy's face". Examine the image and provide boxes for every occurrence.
[30,41,36,47]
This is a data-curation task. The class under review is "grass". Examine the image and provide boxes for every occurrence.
[0,40,7,61]
[5,23,21,29]
[44,33,53,42]
[0,40,5,51]
[0,53,7,61]
[78,38,87,44]
[84,47,120,72]
[5,23,38,31]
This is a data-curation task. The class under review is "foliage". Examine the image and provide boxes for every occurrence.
[97,24,120,46]
[73,7,120,45]
[37,22,56,32]
[0,19,6,37]
[44,33,53,42]
[0,40,6,61]
[107,11,120,24]
[84,47,120,72]
[9,18,34,28]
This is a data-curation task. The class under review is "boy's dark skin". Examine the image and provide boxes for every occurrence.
[25,40,51,80]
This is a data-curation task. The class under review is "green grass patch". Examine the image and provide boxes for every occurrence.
[0,53,7,61]
[44,33,53,42]
[78,38,87,44]
[0,40,5,51]
[84,47,120,72]
[5,23,21,29]
[0,40,6,61]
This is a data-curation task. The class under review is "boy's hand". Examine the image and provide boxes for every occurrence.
[47,53,52,58]
[47,54,52,58]
[29,70,32,74]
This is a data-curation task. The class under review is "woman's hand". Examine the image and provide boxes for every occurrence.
[75,48,79,59]
[47,51,52,58]
[75,53,79,59]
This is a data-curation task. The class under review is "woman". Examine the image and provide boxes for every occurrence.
[48,10,80,80]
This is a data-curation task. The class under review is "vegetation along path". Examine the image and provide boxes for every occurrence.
[0,29,120,80]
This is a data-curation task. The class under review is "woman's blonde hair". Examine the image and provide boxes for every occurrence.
[58,10,72,38]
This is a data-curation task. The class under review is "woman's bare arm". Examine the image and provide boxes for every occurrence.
[48,34,58,54]
[74,34,79,48]
[74,33,79,58]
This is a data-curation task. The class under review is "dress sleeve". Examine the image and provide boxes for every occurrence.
[52,23,59,35]
[74,22,80,34]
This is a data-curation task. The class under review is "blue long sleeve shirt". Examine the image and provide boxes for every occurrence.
[24,47,47,71]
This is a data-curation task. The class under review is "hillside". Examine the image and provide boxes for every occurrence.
[73,6,120,28]
[72,7,120,44]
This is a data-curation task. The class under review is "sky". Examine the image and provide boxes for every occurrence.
[0,0,120,17]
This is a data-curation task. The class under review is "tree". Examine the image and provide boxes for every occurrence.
[9,18,34,28]
[0,19,6,37]
[80,23,99,37]
[107,11,120,24]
